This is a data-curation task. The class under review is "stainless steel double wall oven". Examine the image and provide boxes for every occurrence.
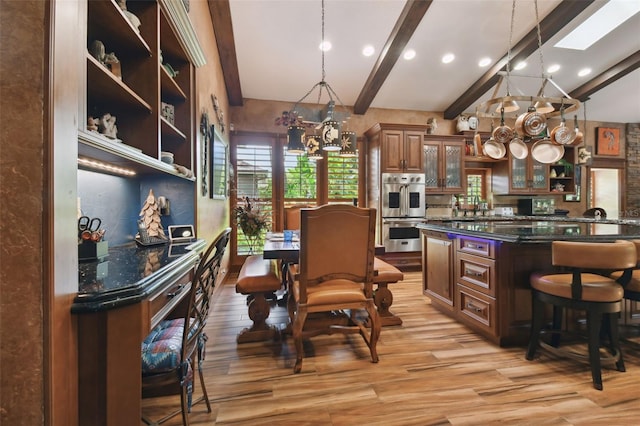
[381,173,425,252]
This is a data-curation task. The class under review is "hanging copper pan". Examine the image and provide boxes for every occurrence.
[515,106,547,137]
[492,107,513,144]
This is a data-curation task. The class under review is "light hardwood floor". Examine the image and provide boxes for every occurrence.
[142,272,640,425]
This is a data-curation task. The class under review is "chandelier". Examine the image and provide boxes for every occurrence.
[284,0,356,159]
[474,0,581,163]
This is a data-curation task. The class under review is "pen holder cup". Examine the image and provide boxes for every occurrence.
[79,240,109,262]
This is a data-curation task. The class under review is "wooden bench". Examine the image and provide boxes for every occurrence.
[235,255,282,343]
[373,257,404,326]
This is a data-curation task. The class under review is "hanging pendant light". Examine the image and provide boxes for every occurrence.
[339,131,357,157]
[306,135,323,160]
[283,0,354,152]
[287,125,306,154]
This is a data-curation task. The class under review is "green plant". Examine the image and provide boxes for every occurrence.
[556,158,574,174]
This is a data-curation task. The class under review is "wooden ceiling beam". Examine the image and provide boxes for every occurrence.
[208,0,243,106]
[352,0,433,115]
[569,49,640,101]
[443,0,594,120]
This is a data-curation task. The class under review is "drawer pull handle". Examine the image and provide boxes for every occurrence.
[167,284,185,298]
[466,302,483,313]
[466,243,485,250]
[465,269,484,278]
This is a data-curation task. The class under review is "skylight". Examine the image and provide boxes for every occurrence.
[554,0,640,50]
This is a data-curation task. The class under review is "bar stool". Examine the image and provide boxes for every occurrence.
[526,240,637,390]
[610,240,640,346]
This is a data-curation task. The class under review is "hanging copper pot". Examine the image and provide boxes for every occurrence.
[550,107,575,145]
[515,106,547,137]
[492,107,513,144]
[570,114,584,146]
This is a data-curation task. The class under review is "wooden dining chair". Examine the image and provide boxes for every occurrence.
[284,204,312,231]
[287,204,380,373]
[141,228,231,425]
[526,240,636,390]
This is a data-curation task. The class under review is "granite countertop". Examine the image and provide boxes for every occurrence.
[424,215,640,225]
[417,220,640,243]
[72,239,206,313]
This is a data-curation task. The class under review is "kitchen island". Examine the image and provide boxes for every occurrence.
[417,220,640,346]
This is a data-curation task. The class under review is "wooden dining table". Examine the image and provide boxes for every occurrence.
[262,239,385,263]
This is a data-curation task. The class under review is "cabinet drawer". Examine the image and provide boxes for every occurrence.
[456,252,496,296]
[456,284,497,336]
[148,272,192,330]
[457,236,495,258]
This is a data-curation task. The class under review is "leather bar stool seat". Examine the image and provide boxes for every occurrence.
[526,240,637,390]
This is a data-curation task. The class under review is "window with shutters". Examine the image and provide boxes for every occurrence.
[327,151,358,204]
[235,144,273,254]
[284,149,317,204]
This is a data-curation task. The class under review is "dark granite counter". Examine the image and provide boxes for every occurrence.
[417,220,640,243]
[72,239,206,313]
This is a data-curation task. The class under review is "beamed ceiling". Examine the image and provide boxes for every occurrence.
[208,0,640,124]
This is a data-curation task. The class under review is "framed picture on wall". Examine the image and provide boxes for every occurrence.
[596,127,620,156]
[209,126,228,199]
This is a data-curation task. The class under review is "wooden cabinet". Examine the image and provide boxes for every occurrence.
[423,135,465,194]
[80,0,202,178]
[455,237,497,336]
[423,231,455,311]
[366,123,427,173]
[493,147,576,195]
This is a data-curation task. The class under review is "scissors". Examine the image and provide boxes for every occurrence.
[78,216,102,241]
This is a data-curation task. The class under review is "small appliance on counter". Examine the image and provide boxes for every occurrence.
[517,198,555,216]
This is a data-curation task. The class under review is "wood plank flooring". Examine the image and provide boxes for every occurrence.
[141,272,640,425]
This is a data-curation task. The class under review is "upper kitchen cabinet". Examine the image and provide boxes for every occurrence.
[366,124,427,173]
[493,147,575,195]
[423,135,465,194]
[80,0,204,179]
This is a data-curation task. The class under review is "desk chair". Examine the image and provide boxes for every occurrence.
[287,204,380,373]
[526,240,636,390]
[141,228,230,425]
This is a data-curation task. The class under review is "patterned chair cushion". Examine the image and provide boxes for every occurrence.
[141,318,185,375]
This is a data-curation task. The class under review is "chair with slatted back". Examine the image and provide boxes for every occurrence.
[287,204,380,373]
[141,228,230,425]
[526,240,636,390]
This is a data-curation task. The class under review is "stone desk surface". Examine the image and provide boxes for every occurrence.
[72,239,206,313]
[417,220,640,243]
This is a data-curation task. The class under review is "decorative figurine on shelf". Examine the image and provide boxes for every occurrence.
[426,117,437,134]
[135,189,168,246]
[96,113,118,140]
[456,114,470,133]
[90,40,107,64]
[117,0,141,33]
[104,52,121,80]
[87,116,99,132]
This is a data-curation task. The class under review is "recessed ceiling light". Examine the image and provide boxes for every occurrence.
[362,45,375,57]
[319,40,332,52]
[547,64,561,74]
[578,67,592,77]
[513,61,527,71]
[442,53,455,64]
[403,49,416,60]
[555,0,640,50]
[478,57,492,67]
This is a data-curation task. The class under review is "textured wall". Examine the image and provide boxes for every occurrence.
[0,1,47,424]
[626,123,640,216]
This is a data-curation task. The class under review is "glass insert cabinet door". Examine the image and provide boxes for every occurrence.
[511,156,527,190]
[424,144,439,189]
[531,159,547,191]
[444,144,462,189]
